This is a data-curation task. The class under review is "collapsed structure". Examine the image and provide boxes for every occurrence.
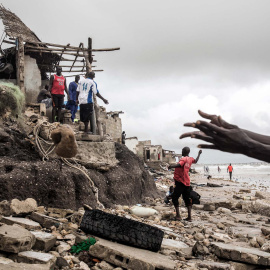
[0,4,122,140]
[126,137,182,167]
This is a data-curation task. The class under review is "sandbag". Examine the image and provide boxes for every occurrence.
[51,125,78,158]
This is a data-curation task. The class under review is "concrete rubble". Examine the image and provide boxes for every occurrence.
[1,111,270,269]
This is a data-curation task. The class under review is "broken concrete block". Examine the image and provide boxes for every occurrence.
[161,238,192,256]
[193,241,210,256]
[0,257,13,264]
[56,241,70,254]
[217,207,232,214]
[255,191,270,199]
[97,260,114,270]
[79,261,91,270]
[203,204,215,211]
[251,200,270,217]
[0,200,12,216]
[261,226,270,236]
[197,260,232,270]
[30,212,61,228]
[0,216,41,230]
[0,224,35,253]
[16,251,56,268]
[56,256,69,268]
[212,242,270,266]
[0,262,51,270]
[47,207,74,218]
[10,198,37,216]
[31,231,56,252]
[89,237,176,270]
[0,199,37,216]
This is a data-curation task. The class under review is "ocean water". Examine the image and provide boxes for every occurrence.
[193,163,270,189]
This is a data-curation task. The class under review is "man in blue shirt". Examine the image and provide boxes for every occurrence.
[68,75,80,122]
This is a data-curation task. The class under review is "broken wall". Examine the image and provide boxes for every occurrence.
[144,145,162,162]
[24,55,41,103]
[101,112,122,143]
[136,140,151,160]
[125,137,138,154]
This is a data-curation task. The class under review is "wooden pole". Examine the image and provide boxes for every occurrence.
[82,41,103,136]
[16,37,25,94]
[88,38,93,64]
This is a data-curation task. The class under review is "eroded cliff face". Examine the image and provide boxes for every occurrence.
[0,120,160,210]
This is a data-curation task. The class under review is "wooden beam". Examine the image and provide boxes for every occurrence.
[60,58,97,62]
[58,43,70,67]
[16,37,25,94]
[25,48,85,57]
[9,38,120,52]
[70,43,83,72]
[38,64,96,68]
[62,69,103,73]
[64,71,103,77]
[82,42,103,137]
[88,37,93,64]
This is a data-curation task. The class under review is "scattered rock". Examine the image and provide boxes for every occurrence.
[0,224,35,253]
[31,231,56,252]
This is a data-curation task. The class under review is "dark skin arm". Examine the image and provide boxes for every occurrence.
[168,150,202,169]
[64,79,70,100]
[180,110,270,163]
[97,92,109,104]
[48,75,54,93]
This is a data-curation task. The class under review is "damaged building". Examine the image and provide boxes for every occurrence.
[126,137,181,166]
[0,5,123,142]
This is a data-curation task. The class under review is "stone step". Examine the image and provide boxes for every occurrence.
[89,237,176,270]
[15,251,56,268]
[31,231,56,252]
[1,216,41,230]
[75,133,103,142]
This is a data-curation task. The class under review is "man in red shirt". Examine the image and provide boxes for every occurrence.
[49,66,69,123]
[227,164,233,180]
[168,147,202,221]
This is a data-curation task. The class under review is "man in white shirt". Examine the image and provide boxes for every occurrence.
[76,72,109,133]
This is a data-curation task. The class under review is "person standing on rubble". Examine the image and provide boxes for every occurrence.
[76,71,109,133]
[227,163,233,180]
[68,75,80,123]
[49,66,69,123]
[168,147,202,222]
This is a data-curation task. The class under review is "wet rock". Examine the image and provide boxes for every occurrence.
[0,224,35,253]
[0,216,41,230]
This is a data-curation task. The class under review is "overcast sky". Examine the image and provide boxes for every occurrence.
[1,0,270,164]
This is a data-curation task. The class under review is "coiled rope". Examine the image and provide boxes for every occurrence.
[34,121,104,209]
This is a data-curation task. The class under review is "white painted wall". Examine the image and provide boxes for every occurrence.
[24,55,41,103]
[125,138,138,154]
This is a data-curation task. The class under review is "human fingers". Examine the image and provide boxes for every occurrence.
[180,131,206,139]
[198,110,221,126]
[218,116,238,129]
[191,133,215,144]
[197,144,217,150]
[196,120,224,133]
[183,122,196,127]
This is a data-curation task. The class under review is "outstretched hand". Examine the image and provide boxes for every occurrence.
[180,110,252,155]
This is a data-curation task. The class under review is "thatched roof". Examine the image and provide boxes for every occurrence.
[0,4,41,43]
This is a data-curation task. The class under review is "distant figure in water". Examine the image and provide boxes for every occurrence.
[218,166,221,173]
[227,163,233,180]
